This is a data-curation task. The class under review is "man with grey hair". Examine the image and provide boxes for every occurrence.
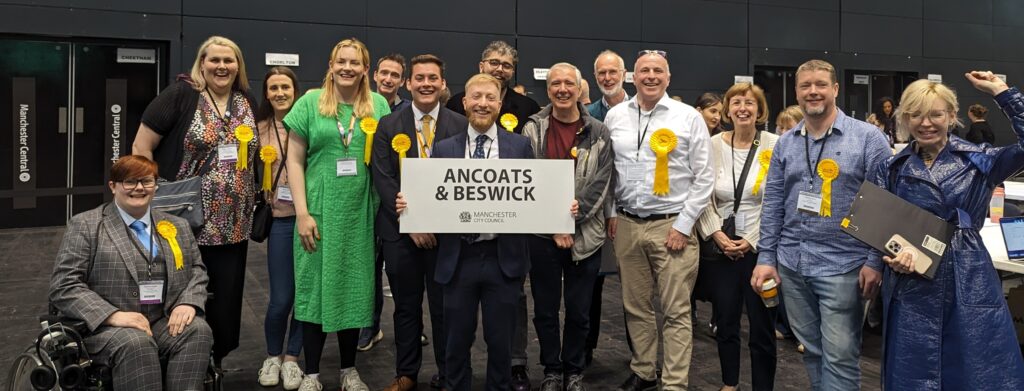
[588,50,630,121]
[521,63,614,391]
[446,40,541,134]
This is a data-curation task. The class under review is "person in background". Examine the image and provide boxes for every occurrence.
[579,79,592,105]
[256,66,305,390]
[374,53,411,113]
[132,35,258,369]
[694,93,724,136]
[513,84,527,95]
[447,40,541,137]
[774,105,803,135]
[965,103,996,145]
[691,91,724,337]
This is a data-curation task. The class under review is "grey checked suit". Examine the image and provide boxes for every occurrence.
[49,203,212,391]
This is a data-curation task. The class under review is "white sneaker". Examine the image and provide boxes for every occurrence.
[340,369,369,391]
[281,361,304,390]
[298,376,323,391]
[258,357,281,387]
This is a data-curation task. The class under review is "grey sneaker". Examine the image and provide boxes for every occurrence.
[281,361,304,390]
[341,369,369,391]
[258,357,281,387]
[540,373,563,391]
[297,376,322,391]
[565,373,587,391]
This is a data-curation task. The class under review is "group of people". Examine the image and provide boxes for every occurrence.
[46,34,1024,391]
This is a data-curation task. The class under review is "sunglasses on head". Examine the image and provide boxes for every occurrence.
[637,49,667,58]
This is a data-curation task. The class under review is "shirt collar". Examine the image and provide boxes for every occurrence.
[601,90,629,109]
[628,93,674,112]
[797,108,849,138]
[114,202,152,229]
[468,123,499,142]
[412,102,441,123]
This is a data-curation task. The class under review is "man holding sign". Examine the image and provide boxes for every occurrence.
[603,50,713,391]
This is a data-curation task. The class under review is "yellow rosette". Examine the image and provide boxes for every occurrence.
[649,128,677,196]
[499,113,518,132]
[570,146,578,158]
[259,146,277,191]
[234,125,254,170]
[752,149,773,195]
[156,220,184,270]
[360,117,378,165]
[817,158,840,217]
[391,134,412,171]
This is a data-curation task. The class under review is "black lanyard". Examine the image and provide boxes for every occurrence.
[803,127,833,182]
[271,119,288,184]
[125,215,158,280]
[730,131,760,214]
[205,87,234,137]
[466,133,495,159]
[636,106,657,160]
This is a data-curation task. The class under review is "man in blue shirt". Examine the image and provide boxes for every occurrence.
[752,59,890,391]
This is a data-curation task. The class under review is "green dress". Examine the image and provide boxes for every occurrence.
[283,89,390,332]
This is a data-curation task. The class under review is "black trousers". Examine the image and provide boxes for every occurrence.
[301,323,359,374]
[383,236,445,380]
[444,240,521,391]
[199,241,248,361]
[707,251,777,390]
[528,236,600,375]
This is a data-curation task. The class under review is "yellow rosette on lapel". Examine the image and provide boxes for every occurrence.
[360,117,378,165]
[752,149,772,195]
[156,220,184,270]
[391,133,412,171]
[649,128,677,196]
[259,146,277,191]
[817,158,839,216]
[234,125,254,170]
[499,113,518,132]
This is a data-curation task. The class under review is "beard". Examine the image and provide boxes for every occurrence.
[469,112,498,131]
[598,83,622,98]
[803,103,827,116]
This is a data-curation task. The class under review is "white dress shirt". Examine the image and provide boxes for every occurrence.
[466,123,499,241]
[604,93,713,235]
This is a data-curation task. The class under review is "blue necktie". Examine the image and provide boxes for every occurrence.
[129,220,158,258]
[463,134,490,243]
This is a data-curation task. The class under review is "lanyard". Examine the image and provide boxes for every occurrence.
[636,106,657,160]
[465,134,495,159]
[731,131,760,214]
[416,115,435,157]
[126,215,158,280]
[205,88,234,137]
[336,112,356,151]
[271,119,288,182]
[803,125,833,182]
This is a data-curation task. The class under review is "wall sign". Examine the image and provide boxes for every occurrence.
[12,77,36,209]
[116,48,156,64]
[105,79,127,201]
[265,53,299,66]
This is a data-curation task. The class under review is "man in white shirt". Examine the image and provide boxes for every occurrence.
[604,50,713,391]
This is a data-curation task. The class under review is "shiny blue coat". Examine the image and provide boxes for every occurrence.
[871,87,1024,390]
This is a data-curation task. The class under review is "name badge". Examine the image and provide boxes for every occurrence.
[797,191,823,214]
[734,212,747,231]
[276,185,293,203]
[139,280,164,305]
[218,144,239,162]
[626,162,646,182]
[336,158,358,177]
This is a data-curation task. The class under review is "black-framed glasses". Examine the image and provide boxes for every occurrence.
[638,49,667,58]
[120,178,157,190]
[484,59,515,71]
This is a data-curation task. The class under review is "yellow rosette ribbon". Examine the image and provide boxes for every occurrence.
[391,134,412,171]
[259,146,277,191]
[156,220,184,270]
[499,113,518,132]
[817,158,840,217]
[360,117,378,165]
[234,125,254,170]
[649,128,677,196]
[752,149,773,195]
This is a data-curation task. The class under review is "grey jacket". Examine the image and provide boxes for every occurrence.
[522,103,615,260]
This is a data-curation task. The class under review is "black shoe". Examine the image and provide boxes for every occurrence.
[430,373,444,389]
[511,365,531,391]
[616,373,657,391]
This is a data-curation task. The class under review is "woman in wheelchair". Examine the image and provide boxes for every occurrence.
[47,155,212,390]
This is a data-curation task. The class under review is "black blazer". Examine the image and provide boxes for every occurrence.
[445,88,541,134]
[431,129,535,285]
[372,104,468,241]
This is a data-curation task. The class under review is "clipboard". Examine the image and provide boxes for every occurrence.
[840,182,955,278]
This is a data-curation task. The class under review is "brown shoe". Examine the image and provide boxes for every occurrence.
[382,376,417,391]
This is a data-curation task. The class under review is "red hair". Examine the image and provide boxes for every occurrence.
[110,155,159,182]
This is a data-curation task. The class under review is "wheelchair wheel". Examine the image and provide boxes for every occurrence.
[6,348,47,391]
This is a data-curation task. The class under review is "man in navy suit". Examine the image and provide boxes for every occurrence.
[372,54,466,391]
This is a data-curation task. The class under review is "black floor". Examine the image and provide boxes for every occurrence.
[1,226,883,390]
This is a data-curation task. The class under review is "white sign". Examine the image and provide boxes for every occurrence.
[853,74,870,85]
[734,75,754,84]
[927,74,943,83]
[116,48,156,64]
[996,74,1008,83]
[400,158,575,234]
[625,72,634,83]
[533,68,549,81]
[265,53,300,67]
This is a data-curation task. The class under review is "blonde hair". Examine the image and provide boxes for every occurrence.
[318,38,375,119]
[189,36,249,92]
[895,79,964,136]
[796,59,837,84]
[464,73,503,94]
[721,82,770,125]
[776,105,804,126]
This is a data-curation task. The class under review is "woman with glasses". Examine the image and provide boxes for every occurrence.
[873,73,1024,390]
[132,35,258,369]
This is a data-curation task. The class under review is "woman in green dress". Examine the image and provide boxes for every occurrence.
[283,37,390,391]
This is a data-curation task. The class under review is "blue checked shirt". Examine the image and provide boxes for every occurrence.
[757,109,891,276]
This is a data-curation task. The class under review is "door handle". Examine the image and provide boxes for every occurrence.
[75,107,84,133]
[59,107,68,133]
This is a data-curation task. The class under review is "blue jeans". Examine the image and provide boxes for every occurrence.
[778,265,863,391]
[265,216,303,357]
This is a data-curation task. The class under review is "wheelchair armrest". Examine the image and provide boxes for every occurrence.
[38,313,92,337]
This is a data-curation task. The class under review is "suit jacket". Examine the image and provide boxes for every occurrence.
[373,104,468,241]
[49,203,208,351]
[445,88,541,134]
[431,128,535,285]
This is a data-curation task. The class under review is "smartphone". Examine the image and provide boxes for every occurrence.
[885,234,933,278]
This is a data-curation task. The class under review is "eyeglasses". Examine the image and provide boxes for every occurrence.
[906,110,949,124]
[120,178,157,190]
[637,50,667,58]
[484,59,515,71]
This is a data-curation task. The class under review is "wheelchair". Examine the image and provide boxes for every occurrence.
[7,311,222,391]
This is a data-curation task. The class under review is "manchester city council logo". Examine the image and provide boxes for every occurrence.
[459,211,472,223]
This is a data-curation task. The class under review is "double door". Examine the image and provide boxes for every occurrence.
[0,37,164,228]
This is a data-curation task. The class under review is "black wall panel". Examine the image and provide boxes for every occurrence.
[518,0,640,41]
[991,26,1024,62]
[994,0,1024,26]
[748,0,838,11]
[923,0,992,24]
[923,21,991,61]
[841,0,922,18]
[749,5,839,51]
[1,0,180,14]
[841,14,922,57]
[183,0,365,26]
[371,0,514,35]
[642,0,747,47]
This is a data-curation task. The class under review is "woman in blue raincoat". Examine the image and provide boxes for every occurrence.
[872,71,1024,390]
